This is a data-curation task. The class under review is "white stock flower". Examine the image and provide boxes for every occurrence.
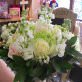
[10,26,15,30]
[57,41,66,57]
[35,22,49,33]
[39,16,45,21]
[27,31,34,39]
[1,30,9,40]
[49,13,55,19]
[6,36,13,46]
[8,23,12,26]
[25,27,29,31]
[17,35,24,43]
[2,25,7,31]
[63,32,74,40]
[47,19,52,24]
[54,27,62,43]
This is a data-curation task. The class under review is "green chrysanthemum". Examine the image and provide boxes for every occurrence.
[34,39,49,60]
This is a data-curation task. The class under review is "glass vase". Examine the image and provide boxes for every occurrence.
[25,72,73,82]
[46,72,73,82]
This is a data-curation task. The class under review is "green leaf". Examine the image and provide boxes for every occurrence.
[0,48,8,60]
[0,49,8,57]
[51,57,73,72]
[71,49,82,60]
[13,56,26,68]
[26,60,44,78]
[13,56,27,82]
[65,46,82,61]
[14,70,26,82]
[66,36,77,46]
[26,60,55,80]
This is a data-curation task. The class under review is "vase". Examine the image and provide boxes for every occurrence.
[24,72,62,82]
[46,72,62,82]
[61,72,74,82]
[24,72,73,82]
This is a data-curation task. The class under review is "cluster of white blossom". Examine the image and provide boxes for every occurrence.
[1,6,80,64]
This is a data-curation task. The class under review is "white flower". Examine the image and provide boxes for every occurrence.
[54,27,62,43]
[35,21,49,33]
[25,27,29,31]
[49,45,58,57]
[39,16,45,21]
[43,56,50,63]
[1,30,9,40]
[8,42,23,58]
[27,31,34,39]
[46,19,52,24]
[17,35,25,43]
[2,25,7,31]
[8,23,12,26]
[6,36,13,46]
[45,14,49,18]
[63,32,74,40]
[57,41,66,57]
[34,39,49,59]
[10,26,15,30]
[49,13,55,19]
[23,45,34,60]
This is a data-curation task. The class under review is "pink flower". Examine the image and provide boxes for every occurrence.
[8,42,23,58]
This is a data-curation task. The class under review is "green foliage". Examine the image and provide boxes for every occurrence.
[0,48,8,59]
[62,19,71,31]
[0,35,82,82]
[26,59,55,81]
[50,56,73,73]
[66,36,81,59]
[12,56,27,82]
[66,36,77,46]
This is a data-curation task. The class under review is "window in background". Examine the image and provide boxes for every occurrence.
[56,0,70,9]
[73,0,82,20]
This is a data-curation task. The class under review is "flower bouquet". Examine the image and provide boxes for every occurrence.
[0,5,82,82]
